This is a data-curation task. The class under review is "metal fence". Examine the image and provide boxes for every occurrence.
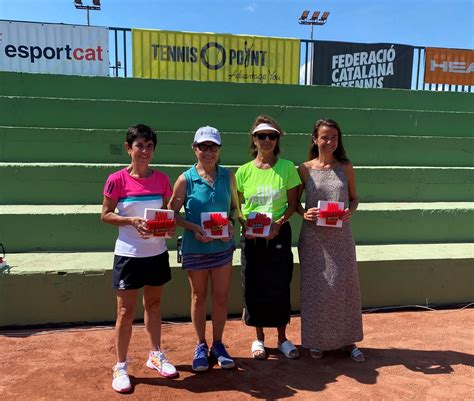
[108,27,474,93]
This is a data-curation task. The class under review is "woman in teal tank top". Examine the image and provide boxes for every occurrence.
[168,126,240,372]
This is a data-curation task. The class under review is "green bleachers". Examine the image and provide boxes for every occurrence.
[1,163,473,204]
[2,127,474,166]
[1,96,472,136]
[0,71,473,327]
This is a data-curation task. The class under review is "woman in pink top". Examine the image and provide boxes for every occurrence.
[102,124,177,393]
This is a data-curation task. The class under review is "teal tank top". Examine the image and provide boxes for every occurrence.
[182,165,234,254]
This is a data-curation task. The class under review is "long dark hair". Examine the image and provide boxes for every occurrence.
[249,115,282,158]
[308,118,349,163]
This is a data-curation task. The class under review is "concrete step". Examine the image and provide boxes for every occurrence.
[2,71,473,112]
[1,96,472,136]
[2,126,473,166]
[1,243,473,326]
[0,203,473,252]
[1,163,473,204]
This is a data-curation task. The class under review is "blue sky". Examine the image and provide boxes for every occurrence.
[1,0,473,49]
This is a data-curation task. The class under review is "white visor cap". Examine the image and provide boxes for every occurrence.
[252,123,282,135]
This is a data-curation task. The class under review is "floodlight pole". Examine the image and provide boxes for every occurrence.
[74,1,101,26]
[298,10,330,85]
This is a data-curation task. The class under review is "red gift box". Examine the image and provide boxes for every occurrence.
[319,202,345,226]
[247,212,272,235]
[202,213,229,237]
[146,211,175,237]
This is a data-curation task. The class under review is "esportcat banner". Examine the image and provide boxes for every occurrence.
[312,40,414,89]
[0,20,109,76]
[424,47,474,86]
[132,29,300,84]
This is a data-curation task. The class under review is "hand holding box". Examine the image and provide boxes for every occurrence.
[144,208,175,238]
[201,212,229,239]
[317,201,345,228]
[245,212,272,237]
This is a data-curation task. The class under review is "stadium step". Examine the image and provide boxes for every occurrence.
[0,203,473,252]
[1,95,472,136]
[1,126,473,166]
[1,244,473,326]
[1,70,473,112]
[1,163,473,204]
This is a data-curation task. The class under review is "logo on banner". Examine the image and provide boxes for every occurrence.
[151,41,268,71]
[430,60,474,74]
[4,44,104,63]
[331,47,397,88]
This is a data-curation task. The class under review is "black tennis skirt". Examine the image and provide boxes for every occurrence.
[240,222,294,327]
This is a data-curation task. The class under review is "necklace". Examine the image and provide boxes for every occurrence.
[196,165,216,185]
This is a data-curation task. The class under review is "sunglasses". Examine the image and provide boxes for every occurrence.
[253,133,279,141]
[196,143,221,152]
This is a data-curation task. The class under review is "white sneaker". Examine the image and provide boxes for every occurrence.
[146,350,178,378]
[112,361,132,393]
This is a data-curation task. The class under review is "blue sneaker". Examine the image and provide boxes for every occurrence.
[210,341,235,369]
[192,343,209,372]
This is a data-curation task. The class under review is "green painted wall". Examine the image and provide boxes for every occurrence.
[1,247,473,326]
[1,127,473,166]
[1,204,472,252]
[1,71,473,112]
[1,164,473,204]
[1,96,472,136]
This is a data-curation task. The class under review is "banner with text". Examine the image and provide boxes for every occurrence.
[132,29,300,84]
[424,47,474,86]
[0,21,109,76]
[312,41,414,89]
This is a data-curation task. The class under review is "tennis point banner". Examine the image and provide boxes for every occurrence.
[312,41,414,89]
[132,29,300,84]
[424,47,474,86]
[0,21,109,76]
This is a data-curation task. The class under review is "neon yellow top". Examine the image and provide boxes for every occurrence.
[236,158,301,221]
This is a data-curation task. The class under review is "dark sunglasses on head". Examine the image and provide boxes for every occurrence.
[196,143,221,152]
[253,133,279,141]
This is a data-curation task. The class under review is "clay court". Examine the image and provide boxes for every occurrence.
[1,308,473,400]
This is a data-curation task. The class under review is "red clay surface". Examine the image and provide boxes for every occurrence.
[1,309,473,400]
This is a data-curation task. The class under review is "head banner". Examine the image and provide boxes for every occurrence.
[424,47,474,86]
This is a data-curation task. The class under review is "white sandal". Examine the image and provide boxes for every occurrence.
[251,340,266,359]
[278,340,299,359]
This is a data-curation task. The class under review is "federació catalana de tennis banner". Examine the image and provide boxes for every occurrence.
[312,41,414,89]
[132,29,300,84]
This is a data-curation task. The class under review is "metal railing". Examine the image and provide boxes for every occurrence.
[109,27,131,78]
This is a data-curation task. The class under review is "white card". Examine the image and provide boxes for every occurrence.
[317,201,344,228]
[200,211,229,239]
[245,212,272,237]
[144,208,175,238]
